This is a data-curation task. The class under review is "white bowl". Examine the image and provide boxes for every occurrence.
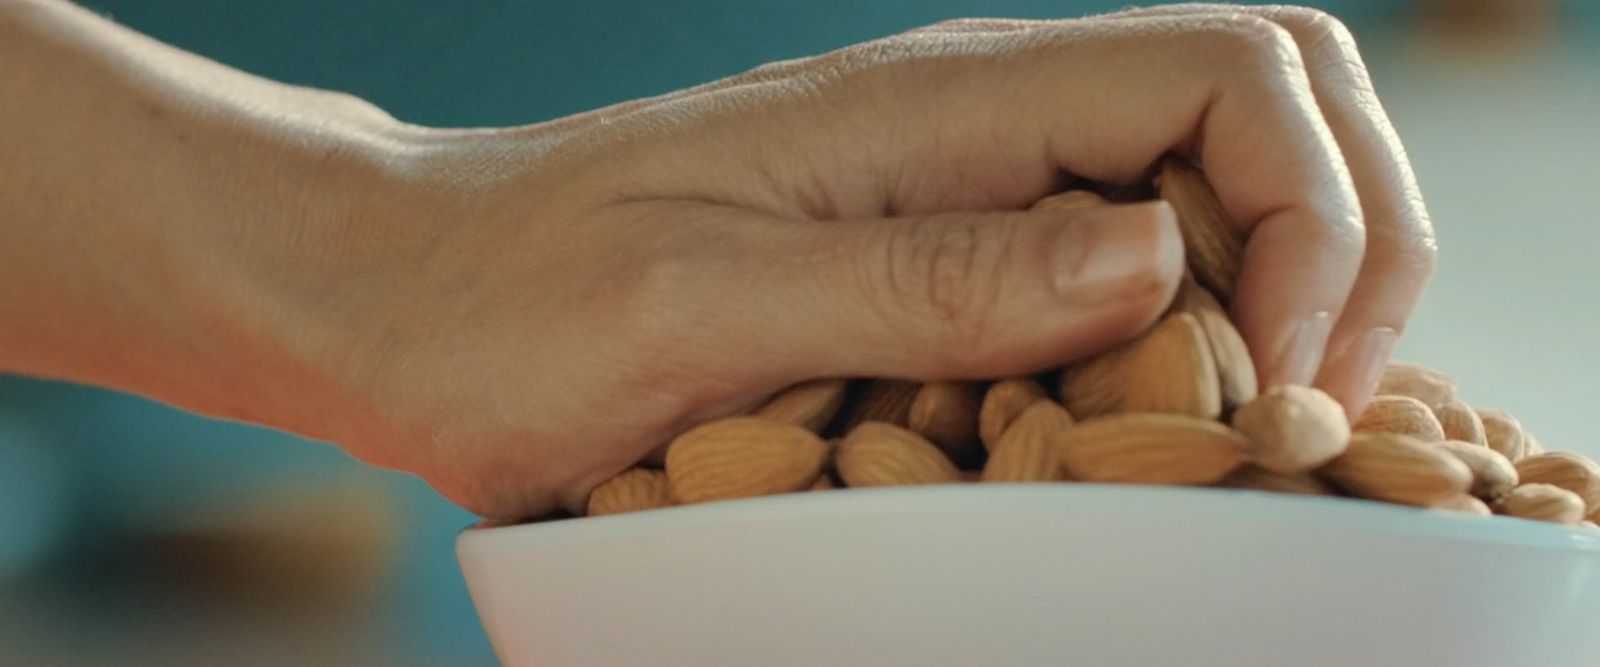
[458,485,1600,666]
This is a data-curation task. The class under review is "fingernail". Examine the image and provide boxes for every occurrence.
[1052,201,1177,299]
[1319,326,1399,412]
[1268,311,1333,387]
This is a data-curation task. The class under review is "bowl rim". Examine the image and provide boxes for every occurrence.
[458,484,1600,554]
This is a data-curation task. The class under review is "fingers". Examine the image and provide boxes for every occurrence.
[1101,5,1438,412]
[859,17,1364,387]
[726,201,1184,380]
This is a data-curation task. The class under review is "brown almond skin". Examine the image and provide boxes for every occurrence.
[1515,452,1600,513]
[837,422,962,488]
[587,468,673,517]
[907,382,982,467]
[1433,399,1487,446]
[840,380,919,430]
[1220,465,1338,496]
[1059,342,1134,420]
[809,475,836,492]
[1376,363,1458,410]
[1056,413,1248,486]
[755,379,848,433]
[1431,494,1493,517]
[1230,385,1349,475]
[1496,483,1585,525]
[1120,312,1222,419]
[1476,409,1527,461]
[1321,433,1472,506]
[1157,155,1245,301]
[1435,440,1518,500]
[1353,395,1446,442]
[982,401,1071,483]
[1171,277,1257,410]
[979,378,1048,451]
[665,417,831,504]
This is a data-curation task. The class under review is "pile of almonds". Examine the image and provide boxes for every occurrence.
[584,157,1600,532]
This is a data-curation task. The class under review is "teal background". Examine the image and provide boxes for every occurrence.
[3,1,1597,665]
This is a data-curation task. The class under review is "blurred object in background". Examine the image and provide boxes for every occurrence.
[2,0,1598,665]
[1414,0,1560,56]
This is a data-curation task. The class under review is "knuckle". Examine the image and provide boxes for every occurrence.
[1204,14,1302,70]
[878,216,1008,351]
[1266,6,1357,52]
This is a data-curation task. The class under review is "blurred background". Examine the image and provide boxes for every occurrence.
[2,0,1597,664]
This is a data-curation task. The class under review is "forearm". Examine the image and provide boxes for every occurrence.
[0,0,409,434]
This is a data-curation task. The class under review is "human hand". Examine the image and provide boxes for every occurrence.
[1,2,1434,519]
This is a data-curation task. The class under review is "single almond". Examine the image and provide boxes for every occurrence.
[1433,399,1486,446]
[1171,277,1257,409]
[840,380,919,430]
[1220,465,1338,496]
[982,401,1071,483]
[1476,409,1527,461]
[836,422,962,487]
[1515,452,1600,513]
[1353,395,1446,442]
[1059,341,1135,419]
[1157,155,1245,301]
[1030,189,1107,212]
[665,417,831,504]
[1435,440,1518,500]
[1230,385,1349,475]
[979,378,1048,451]
[1120,312,1223,419]
[1320,433,1472,506]
[1375,362,1458,410]
[587,468,673,516]
[907,381,983,467]
[755,379,848,433]
[1056,412,1248,485]
[1431,494,1493,517]
[1496,483,1585,525]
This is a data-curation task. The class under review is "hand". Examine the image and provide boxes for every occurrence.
[1,3,1434,519]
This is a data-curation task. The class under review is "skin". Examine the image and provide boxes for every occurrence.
[0,0,1435,519]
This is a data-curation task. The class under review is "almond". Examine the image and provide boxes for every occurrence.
[1431,494,1493,517]
[1058,340,1135,419]
[1030,189,1107,212]
[1515,452,1600,513]
[1375,362,1458,410]
[1496,483,1585,525]
[1171,277,1257,409]
[755,379,848,433]
[841,380,919,430]
[1433,399,1486,446]
[982,401,1071,483]
[1353,395,1445,442]
[1157,155,1245,301]
[1230,385,1349,475]
[907,381,982,467]
[1056,412,1248,486]
[1120,312,1222,418]
[1476,409,1527,461]
[1523,432,1546,457]
[979,378,1047,451]
[809,475,836,492]
[1321,433,1472,506]
[836,422,962,487]
[1220,465,1338,496]
[1435,440,1518,500]
[586,468,672,516]
[665,417,830,504]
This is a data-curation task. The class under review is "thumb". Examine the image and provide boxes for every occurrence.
[753,201,1183,380]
